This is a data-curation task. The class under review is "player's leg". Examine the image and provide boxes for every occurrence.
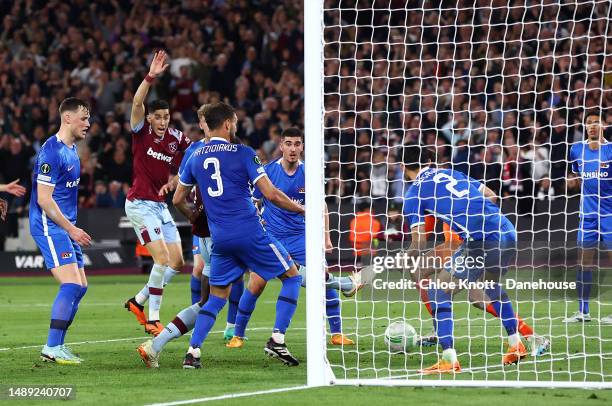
[231,232,302,365]
[162,209,184,286]
[225,274,244,341]
[183,249,244,369]
[228,272,265,347]
[33,233,84,365]
[140,239,171,335]
[190,236,204,304]
[123,199,168,333]
[418,268,460,374]
[469,289,549,356]
[264,263,302,366]
[59,242,88,362]
[138,237,212,368]
[566,217,597,322]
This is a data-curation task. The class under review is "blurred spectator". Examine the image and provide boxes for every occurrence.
[95,180,126,209]
[349,200,382,260]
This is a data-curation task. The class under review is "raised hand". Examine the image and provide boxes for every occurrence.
[149,51,169,78]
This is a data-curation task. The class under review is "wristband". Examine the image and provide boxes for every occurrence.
[144,74,155,83]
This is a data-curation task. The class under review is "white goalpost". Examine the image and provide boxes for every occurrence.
[305,0,612,389]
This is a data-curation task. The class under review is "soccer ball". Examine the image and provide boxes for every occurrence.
[384,321,418,353]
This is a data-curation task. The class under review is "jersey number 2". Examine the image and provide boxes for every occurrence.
[204,157,223,197]
[433,173,469,198]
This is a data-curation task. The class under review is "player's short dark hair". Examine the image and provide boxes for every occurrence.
[147,99,170,113]
[401,144,433,170]
[204,102,236,130]
[585,109,602,121]
[59,97,90,114]
[281,127,303,139]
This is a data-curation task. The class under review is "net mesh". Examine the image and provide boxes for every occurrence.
[321,0,612,385]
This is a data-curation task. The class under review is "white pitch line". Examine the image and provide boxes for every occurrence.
[0,326,307,352]
[144,385,310,406]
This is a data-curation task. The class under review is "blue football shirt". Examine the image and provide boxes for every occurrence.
[253,158,305,236]
[570,141,612,218]
[29,135,82,236]
[178,139,205,177]
[403,167,512,241]
[179,137,266,240]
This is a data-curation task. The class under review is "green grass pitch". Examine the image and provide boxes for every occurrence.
[0,274,610,405]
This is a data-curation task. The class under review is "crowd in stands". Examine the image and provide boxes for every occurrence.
[323,0,611,214]
[0,0,610,241]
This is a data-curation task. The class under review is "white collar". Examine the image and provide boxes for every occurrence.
[416,166,431,179]
[210,137,230,143]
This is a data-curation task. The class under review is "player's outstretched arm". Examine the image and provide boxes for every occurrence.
[255,175,305,215]
[0,179,26,197]
[131,51,169,130]
[37,183,91,246]
[172,183,198,223]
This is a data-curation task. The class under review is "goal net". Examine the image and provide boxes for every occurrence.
[305,0,612,388]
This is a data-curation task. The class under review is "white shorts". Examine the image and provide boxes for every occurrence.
[199,236,213,278]
[125,199,181,245]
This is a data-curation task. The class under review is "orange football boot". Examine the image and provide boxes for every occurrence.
[418,359,462,375]
[226,336,245,348]
[144,320,164,337]
[503,341,528,365]
[124,297,146,325]
[329,334,355,345]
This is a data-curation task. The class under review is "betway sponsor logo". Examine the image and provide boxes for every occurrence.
[147,147,173,163]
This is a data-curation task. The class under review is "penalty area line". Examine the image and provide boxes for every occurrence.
[144,385,310,406]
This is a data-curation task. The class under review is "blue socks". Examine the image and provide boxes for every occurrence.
[576,267,593,314]
[326,288,342,334]
[235,289,259,338]
[428,286,453,350]
[190,275,201,305]
[190,295,226,347]
[485,284,517,336]
[60,285,88,343]
[47,283,82,347]
[227,279,244,325]
[273,275,302,334]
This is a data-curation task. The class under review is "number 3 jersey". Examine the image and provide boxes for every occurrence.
[403,167,514,241]
[178,137,267,240]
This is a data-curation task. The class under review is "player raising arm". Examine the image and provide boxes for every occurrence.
[30,98,91,364]
[123,51,192,336]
